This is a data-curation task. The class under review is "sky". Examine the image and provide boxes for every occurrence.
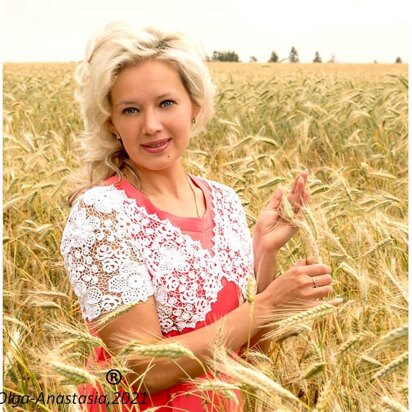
[2,0,410,63]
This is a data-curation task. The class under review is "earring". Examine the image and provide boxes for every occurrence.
[115,133,121,140]
[191,118,196,126]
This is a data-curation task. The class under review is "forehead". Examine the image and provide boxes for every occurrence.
[111,60,186,98]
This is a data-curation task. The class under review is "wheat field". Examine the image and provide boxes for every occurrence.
[3,62,408,411]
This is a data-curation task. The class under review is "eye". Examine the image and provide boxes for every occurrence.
[161,100,175,108]
[122,107,139,115]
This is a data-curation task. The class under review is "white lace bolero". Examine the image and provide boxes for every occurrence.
[60,177,254,333]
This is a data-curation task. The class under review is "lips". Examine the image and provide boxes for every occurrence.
[141,138,171,148]
[141,138,172,154]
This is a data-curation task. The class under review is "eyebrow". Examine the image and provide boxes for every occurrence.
[115,93,176,108]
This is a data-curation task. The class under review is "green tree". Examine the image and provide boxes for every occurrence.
[289,47,299,63]
[313,51,322,63]
[249,56,258,63]
[268,51,279,62]
[396,57,402,63]
[212,50,240,62]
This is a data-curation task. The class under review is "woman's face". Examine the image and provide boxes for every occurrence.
[107,60,200,173]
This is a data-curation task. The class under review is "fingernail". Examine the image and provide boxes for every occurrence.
[335,297,344,304]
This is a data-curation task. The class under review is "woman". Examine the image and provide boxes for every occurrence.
[60,22,341,411]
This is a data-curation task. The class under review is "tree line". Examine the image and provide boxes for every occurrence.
[207,48,403,63]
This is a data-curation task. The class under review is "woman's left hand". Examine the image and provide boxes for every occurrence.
[253,171,310,254]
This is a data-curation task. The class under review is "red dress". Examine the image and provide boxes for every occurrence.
[61,174,253,411]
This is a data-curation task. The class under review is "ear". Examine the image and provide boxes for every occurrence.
[106,118,117,135]
[192,104,201,120]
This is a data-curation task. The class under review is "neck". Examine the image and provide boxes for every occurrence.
[126,163,191,201]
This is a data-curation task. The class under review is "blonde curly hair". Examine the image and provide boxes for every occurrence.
[68,21,216,205]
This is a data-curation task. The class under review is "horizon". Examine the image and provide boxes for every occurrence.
[3,61,409,65]
[3,0,409,64]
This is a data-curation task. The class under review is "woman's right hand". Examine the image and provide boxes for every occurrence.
[259,256,342,311]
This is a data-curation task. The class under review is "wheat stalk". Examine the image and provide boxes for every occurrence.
[301,362,326,379]
[279,197,321,263]
[45,323,106,348]
[381,396,408,412]
[380,324,408,345]
[315,378,333,412]
[194,379,241,405]
[92,302,138,330]
[245,272,257,354]
[262,304,336,342]
[119,341,196,359]
[372,352,408,381]
[57,337,105,351]
[337,261,369,301]
[196,379,239,392]
[357,354,383,368]
[337,332,368,358]
[210,346,303,408]
[246,272,257,305]
[277,303,335,329]
[50,361,97,385]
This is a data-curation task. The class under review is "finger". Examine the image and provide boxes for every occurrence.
[293,256,317,267]
[309,274,333,288]
[289,178,308,210]
[294,195,310,218]
[305,256,318,265]
[290,175,299,195]
[264,187,283,211]
[298,296,342,308]
[302,171,308,185]
[290,175,304,197]
[293,264,331,276]
[303,191,310,206]
[308,285,333,300]
[291,178,304,202]
[293,258,307,267]
[290,172,308,195]
[327,297,344,306]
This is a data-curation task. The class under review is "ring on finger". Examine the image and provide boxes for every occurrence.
[312,277,318,288]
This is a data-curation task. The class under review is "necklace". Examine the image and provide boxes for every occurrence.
[125,171,200,218]
[186,174,200,218]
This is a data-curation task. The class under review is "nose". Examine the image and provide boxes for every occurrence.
[142,110,162,135]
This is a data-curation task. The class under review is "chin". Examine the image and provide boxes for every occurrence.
[133,158,182,173]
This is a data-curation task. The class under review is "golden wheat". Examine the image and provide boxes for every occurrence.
[3,62,408,411]
[372,352,408,381]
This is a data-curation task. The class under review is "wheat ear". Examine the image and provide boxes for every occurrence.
[245,272,257,355]
[372,352,408,381]
[381,396,408,412]
[50,361,97,385]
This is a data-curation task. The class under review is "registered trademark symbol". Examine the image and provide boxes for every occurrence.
[105,369,122,385]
